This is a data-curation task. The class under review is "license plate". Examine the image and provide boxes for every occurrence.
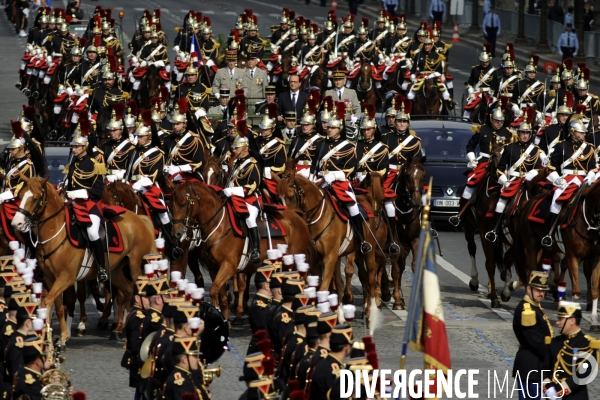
[435,199,459,207]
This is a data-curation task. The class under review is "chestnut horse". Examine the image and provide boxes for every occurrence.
[514,180,600,330]
[412,77,441,119]
[11,177,157,344]
[169,180,313,320]
[353,59,379,109]
[138,65,165,110]
[276,160,383,317]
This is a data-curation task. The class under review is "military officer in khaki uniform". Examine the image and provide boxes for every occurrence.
[243,51,268,103]
[325,70,361,121]
[212,50,245,98]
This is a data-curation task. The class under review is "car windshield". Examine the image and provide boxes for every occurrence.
[417,128,471,162]
[45,149,70,185]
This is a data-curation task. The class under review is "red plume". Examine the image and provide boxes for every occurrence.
[531,54,539,67]
[159,87,169,101]
[236,120,247,138]
[282,8,289,18]
[434,20,441,32]
[103,9,112,20]
[79,37,87,47]
[525,107,535,124]
[65,15,72,24]
[108,55,118,73]
[365,342,376,353]
[107,46,114,57]
[176,98,188,115]
[112,102,125,120]
[335,101,346,120]
[257,338,272,358]
[244,8,253,17]
[150,97,160,109]
[78,110,89,122]
[295,17,304,29]
[402,97,412,114]
[203,17,211,27]
[94,5,102,14]
[309,89,320,104]
[582,67,590,81]
[153,9,161,18]
[254,330,267,342]
[307,98,317,116]
[80,119,91,137]
[141,109,152,127]
[400,14,406,23]
[393,93,406,111]
[155,23,162,32]
[392,16,399,24]
[563,57,573,71]
[483,42,492,54]
[364,103,376,120]
[231,29,240,42]
[10,121,22,139]
[126,100,138,117]
[349,14,355,23]
[329,12,337,22]
[565,92,574,108]
[428,26,434,38]
[575,104,587,114]
[235,94,247,118]
[420,20,427,29]
[266,103,278,119]
[72,392,87,400]
[261,357,275,377]
[577,61,586,70]
[322,95,333,112]
[366,351,380,369]
[289,11,296,21]
[23,105,35,121]
[241,14,248,24]
[361,17,369,29]
[383,10,390,19]
[143,9,150,19]
[252,15,258,25]
[362,336,373,346]
[93,34,101,48]
[288,380,300,392]
[311,23,318,34]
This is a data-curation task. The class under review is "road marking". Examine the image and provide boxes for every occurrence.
[448,66,470,77]
[243,0,288,11]
[224,11,238,16]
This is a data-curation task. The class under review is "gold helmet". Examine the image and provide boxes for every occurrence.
[235,17,244,31]
[417,21,428,36]
[357,18,368,35]
[202,19,212,35]
[570,120,586,133]
[385,98,397,118]
[561,60,573,80]
[550,69,561,84]
[574,67,590,90]
[360,104,377,130]
[150,25,161,39]
[40,10,49,24]
[503,55,515,69]
[321,96,333,123]
[59,22,69,32]
[141,23,152,33]
[70,117,91,146]
[169,98,188,124]
[258,103,278,130]
[324,11,336,31]
[299,23,309,35]
[377,10,386,23]
[232,136,249,148]
[394,95,411,121]
[124,101,138,129]
[7,121,26,150]
[106,103,125,131]
[524,54,539,73]
[289,27,298,36]
[185,54,199,75]
[135,110,153,137]
[557,94,573,115]
[327,102,345,128]
[300,97,318,126]
[342,16,354,29]
[490,106,505,121]
[479,43,492,62]
[397,14,407,30]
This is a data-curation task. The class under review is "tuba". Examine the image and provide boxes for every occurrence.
[40,370,71,400]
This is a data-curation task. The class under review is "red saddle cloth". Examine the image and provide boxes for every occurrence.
[0,201,20,242]
[140,186,168,212]
[326,191,375,223]
[465,162,490,187]
[65,200,126,252]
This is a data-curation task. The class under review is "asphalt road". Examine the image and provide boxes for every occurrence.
[1,1,599,399]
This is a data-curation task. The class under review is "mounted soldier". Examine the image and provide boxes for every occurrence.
[74,36,103,87]
[541,116,598,248]
[199,19,220,64]
[463,44,496,121]
[89,56,128,119]
[175,61,210,115]
[309,103,372,254]
[64,120,108,283]
[517,55,545,109]
[241,17,265,61]
[572,67,600,120]
[535,94,573,155]
[288,98,324,177]
[494,55,521,100]
[103,102,136,183]
[255,104,287,202]
[485,109,545,242]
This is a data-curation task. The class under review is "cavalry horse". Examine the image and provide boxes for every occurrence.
[11,177,157,345]
[276,160,383,318]
[514,180,600,330]
[411,76,441,119]
[273,50,294,97]
[353,58,379,110]
[138,65,165,110]
[460,134,508,308]
[169,180,314,320]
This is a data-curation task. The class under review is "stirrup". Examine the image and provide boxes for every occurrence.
[23,88,31,97]
[360,241,372,254]
[250,249,260,264]
[32,91,39,99]
[484,230,497,243]
[387,242,401,254]
[97,268,108,283]
[541,235,553,248]
[448,215,461,227]
[15,82,22,89]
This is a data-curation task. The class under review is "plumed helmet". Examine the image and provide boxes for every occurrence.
[106,102,125,131]
[503,55,515,69]
[327,102,346,128]
[574,67,590,90]
[570,120,586,133]
[300,97,318,125]
[232,136,249,148]
[135,110,153,136]
[490,106,505,121]
[524,54,539,73]
[397,14,407,30]
[169,98,188,124]
[479,43,492,62]
[394,94,411,120]
[321,96,333,122]
[7,121,26,149]
[360,104,377,130]
[70,118,91,146]
[259,103,278,130]
[557,93,574,115]
[124,101,138,129]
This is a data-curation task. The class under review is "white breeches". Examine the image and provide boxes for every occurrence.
[495,198,508,213]
[345,190,360,216]
[246,203,259,228]
[384,201,395,218]
[87,214,101,241]
[550,188,565,214]
[462,186,475,200]
[463,110,472,119]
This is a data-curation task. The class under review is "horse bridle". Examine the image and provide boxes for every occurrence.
[396,167,424,214]
[281,174,324,224]
[420,78,439,115]
[16,186,60,228]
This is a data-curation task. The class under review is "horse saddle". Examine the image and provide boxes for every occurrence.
[0,202,20,242]
[65,202,125,252]
[227,202,287,239]
[327,191,374,223]
[527,193,578,230]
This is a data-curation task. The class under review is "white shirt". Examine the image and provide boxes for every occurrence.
[336,88,344,99]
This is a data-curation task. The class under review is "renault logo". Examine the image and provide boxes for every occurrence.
[446,188,454,196]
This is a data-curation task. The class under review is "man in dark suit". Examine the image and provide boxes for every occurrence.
[277,75,308,123]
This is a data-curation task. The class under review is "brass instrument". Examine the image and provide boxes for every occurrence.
[140,331,157,362]
[203,365,221,385]
[40,324,71,400]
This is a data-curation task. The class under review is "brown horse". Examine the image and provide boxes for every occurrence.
[102,181,146,215]
[411,77,441,119]
[138,65,165,110]
[11,177,157,344]
[514,180,600,330]
[274,50,294,97]
[169,180,313,320]
[275,160,383,317]
[353,59,379,109]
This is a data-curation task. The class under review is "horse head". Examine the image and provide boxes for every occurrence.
[12,177,53,232]
[357,59,373,93]
[275,159,300,207]
[399,155,426,208]
[202,156,227,187]
[279,51,293,89]
[360,172,386,211]
[144,65,163,99]
[102,181,140,210]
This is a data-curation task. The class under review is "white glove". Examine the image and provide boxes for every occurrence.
[223,187,244,197]
[410,73,416,83]
[584,170,596,185]
[467,87,474,95]
[66,189,88,200]
[165,165,180,175]
[195,108,207,119]
[140,61,147,67]
[350,115,358,124]
[323,172,336,184]
[525,170,539,181]
[0,191,15,203]
[46,55,52,64]
[214,93,220,100]
[263,167,272,180]
[172,46,180,53]
[66,87,74,96]
[297,168,310,178]
[114,170,125,180]
[154,60,165,68]
[547,171,560,184]
[332,171,347,181]
[554,177,567,190]
[205,59,214,68]
[498,174,509,188]
[544,386,558,400]
[466,152,477,163]
[467,159,478,169]
[179,164,192,172]
[105,175,118,183]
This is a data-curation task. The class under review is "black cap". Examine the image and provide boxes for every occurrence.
[171,336,201,356]
[330,323,353,347]
[22,336,44,360]
[134,277,149,296]
[282,278,304,297]
[292,293,309,311]
[255,266,274,286]
[528,271,550,291]
[294,305,314,325]
[284,111,297,120]
[317,312,338,334]
[16,301,37,320]
[220,87,231,96]
[142,277,169,296]
[265,85,276,94]
[269,272,284,289]
[9,293,30,311]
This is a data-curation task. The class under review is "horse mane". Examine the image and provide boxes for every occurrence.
[102,181,138,206]
[367,173,385,204]
[26,177,61,204]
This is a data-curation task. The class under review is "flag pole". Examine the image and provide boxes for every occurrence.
[400,176,433,369]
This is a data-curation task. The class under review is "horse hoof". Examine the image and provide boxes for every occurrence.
[393,303,405,310]
[381,293,392,302]
[232,317,244,326]
[76,329,86,337]
[342,294,354,304]
[109,331,122,341]
[590,325,600,332]
[469,281,478,292]
[572,295,580,301]
[501,292,511,302]
[97,321,109,331]
[491,299,501,308]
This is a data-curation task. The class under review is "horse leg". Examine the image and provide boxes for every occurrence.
[379,254,392,303]
[501,246,513,302]
[54,295,70,348]
[97,285,112,331]
[233,272,247,324]
[61,285,76,340]
[319,250,340,296]
[391,256,405,310]
[90,281,104,312]
[483,242,501,308]
[209,263,236,321]
[110,290,127,340]
[343,253,355,304]
[565,253,581,300]
[76,282,87,336]
[466,225,479,291]
[42,273,73,346]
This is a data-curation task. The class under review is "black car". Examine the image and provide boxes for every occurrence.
[44,142,71,186]
[409,120,474,222]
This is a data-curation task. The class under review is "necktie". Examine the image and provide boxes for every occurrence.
[338,90,342,99]
[251,70,254,78]
[292,93,296,108]
[568,34,570,46]
[230,69,233,78]
[491,14,495,29]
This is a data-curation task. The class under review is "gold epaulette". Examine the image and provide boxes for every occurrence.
[471,64,480,69]
[409,130,417,137]
[471,124,481,134]
[521,303,536,327]
[548,89,556,98]
[586,335,600,349]
[92,159,107,175]
[437,54,447,62]
[62,164,70,174]
[544,336,552,345]
[444,42,453,51]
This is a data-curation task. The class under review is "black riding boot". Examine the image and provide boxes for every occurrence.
[386,216,401,254]
[541,213,559,248]
[161,222,184,260]
[350,214,372,254]
[448,197,468,227]
[248,227,261,264]
[484,212,502,243]
[90,239,108,283]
